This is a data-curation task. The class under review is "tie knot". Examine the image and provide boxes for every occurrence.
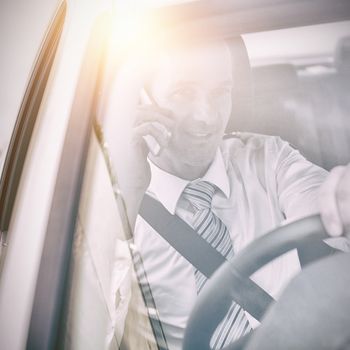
[183,181,216,210]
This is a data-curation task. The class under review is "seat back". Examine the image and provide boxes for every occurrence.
[227,36,350,169]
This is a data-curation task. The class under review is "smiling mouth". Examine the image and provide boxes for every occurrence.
[193,132,211,137]
[185,130,215,138]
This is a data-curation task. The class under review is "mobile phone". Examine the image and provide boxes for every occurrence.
[140,87,162,156]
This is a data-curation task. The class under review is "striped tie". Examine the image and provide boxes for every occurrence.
[183,181,251,349]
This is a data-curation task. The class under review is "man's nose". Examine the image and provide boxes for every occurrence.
[191,96,215,124]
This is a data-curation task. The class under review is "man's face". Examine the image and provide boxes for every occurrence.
[150,41,233,177]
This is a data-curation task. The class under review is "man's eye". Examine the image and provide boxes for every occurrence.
[170,87,195,99]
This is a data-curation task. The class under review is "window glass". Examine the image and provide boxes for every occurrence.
[243,21,350,169]
[63,14,350,350]
[244,21,350,67]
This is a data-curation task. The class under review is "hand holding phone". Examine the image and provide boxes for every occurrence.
[111,88,173,229]
[138,88,173,156]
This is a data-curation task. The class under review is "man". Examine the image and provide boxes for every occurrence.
[109,40,348,349]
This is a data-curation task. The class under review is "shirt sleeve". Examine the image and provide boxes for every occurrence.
[272,137,328,220]
[271,136,350,252]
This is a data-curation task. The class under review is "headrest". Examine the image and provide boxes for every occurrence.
[253,64,298,94]
[225,37,253,134]
[335,36,350,75]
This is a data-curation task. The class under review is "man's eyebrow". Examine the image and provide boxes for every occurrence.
[172,81,197,88]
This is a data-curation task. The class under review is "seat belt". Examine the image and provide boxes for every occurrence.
[141,193,225,278]
[139,193,274,321]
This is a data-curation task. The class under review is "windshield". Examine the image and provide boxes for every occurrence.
[59,11,350,349]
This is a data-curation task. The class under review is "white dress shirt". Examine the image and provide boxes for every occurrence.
[133,133,345,350]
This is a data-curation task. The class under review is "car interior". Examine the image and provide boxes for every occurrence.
[0,0,349,349]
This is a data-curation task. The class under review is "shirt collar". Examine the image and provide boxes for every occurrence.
[148,149,230,215]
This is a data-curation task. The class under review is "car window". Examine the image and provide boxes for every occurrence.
[244,21,350,66]
[106,19,350,346]
[58,7,350,350]
[242,21,350,169]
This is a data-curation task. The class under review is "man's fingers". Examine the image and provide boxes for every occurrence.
[133,122,171,156]
[319,166,346,236]
[135,105,175,129]
[138,104,173,117]
[335,165,350,235]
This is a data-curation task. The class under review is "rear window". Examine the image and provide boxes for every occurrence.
[243,21,350,169]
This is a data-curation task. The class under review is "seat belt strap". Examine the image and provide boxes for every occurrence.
[139,193,274,321]
[140,193,225,278]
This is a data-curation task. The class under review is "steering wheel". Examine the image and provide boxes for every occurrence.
[182,214,330,350]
